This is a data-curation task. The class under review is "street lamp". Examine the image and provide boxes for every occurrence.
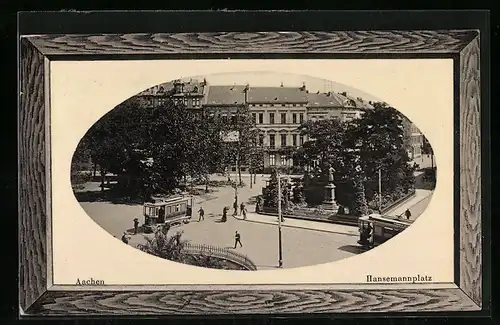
[277,168,283,268]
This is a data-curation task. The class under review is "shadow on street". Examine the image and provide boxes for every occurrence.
[337,245,366,254]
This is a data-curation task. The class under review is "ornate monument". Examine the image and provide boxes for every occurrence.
[322,166,339,213]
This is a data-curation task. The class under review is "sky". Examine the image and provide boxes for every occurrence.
[179,71,383,103]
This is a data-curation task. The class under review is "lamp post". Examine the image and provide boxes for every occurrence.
[277,168,283,268]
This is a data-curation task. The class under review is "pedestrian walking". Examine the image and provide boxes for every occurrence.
[133,218,139,234]
[221,206,228,222]
[405,208,412,220]
[234,231,243,248]
[240,202,245,216]
[233,200,238,216]
[198,207,205,221]
[121,232,130,244]
[242,205,247,220]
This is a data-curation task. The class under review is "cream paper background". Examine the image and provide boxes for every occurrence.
[50,59,454,286]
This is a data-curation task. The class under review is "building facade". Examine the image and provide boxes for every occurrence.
[246,86,309,171]
[136,78,206,112]
[136,79,423,172]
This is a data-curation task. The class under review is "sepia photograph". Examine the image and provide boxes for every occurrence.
[71,71,437,271]
[19,11,488,317]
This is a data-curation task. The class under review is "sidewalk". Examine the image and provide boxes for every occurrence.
[236,212,359,237]
[385,189,434,220]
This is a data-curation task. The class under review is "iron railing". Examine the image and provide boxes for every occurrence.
[184,243,257,271]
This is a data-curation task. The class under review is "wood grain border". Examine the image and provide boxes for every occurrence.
[18,30,484,316]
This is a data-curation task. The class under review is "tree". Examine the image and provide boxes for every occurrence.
[262,169,288,209]
[138,229,229,269]
[348,102,415,208]
[138,230,189,263]
[292,102,415,215]
[294,119,347,178]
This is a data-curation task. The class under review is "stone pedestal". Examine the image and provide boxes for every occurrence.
[322,183,339,213]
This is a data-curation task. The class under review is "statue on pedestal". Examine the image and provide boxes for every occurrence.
[322,165,338,213]
[328,166,335,183]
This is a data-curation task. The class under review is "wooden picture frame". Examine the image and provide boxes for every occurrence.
[19,18,487,316]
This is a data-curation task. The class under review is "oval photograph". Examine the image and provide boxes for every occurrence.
[71,72,437,271]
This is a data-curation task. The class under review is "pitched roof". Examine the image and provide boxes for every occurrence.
[247,87,308,103]
[306,92,345,107]
[136,82,175,96]
[205,85,246,105]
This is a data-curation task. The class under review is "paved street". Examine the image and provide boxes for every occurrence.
[80,174,361,270]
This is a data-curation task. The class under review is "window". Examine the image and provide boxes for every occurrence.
[280,134,287,147]
[292,113,297,124]
[252,113,257,123]
[282,104,286,107]
[231,115,237,124]
[299,113,304,123]
[281,113,287,124]
[258,113,263,124]
[269,113,275,124]
[269,134,275,148]
[259,134,264,146]
[270,104,274,107]
[300,135,304,145]
[293,104,296,107]
[281,155,287,166]
[222,115,228,123]
[269,154,276,166]
[292,134,297,146]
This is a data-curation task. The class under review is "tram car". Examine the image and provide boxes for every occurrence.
[142,195,193,233]
[358,213,413,249]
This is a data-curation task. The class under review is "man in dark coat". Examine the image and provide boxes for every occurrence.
[198,207,205,221]
[133,218,139,234]
[233,200,238,216]
[405,208,412,220]
[234,231,243,248]
[222,206,228,222]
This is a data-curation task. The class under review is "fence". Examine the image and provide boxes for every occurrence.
[184,243,257,271]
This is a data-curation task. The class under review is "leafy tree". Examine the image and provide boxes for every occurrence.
[292,102,415,215]
[263,169,288,209]
[138,229,230,269]
[294,119,347,178]
[138,230,189,263]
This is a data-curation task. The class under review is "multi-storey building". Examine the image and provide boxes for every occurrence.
[136,79,206,112]
[136,79,422,171]
[247,86,309,171]
[306,91,368,123]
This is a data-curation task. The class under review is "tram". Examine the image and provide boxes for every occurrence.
[142,195,193,233]
[358,213,413,249]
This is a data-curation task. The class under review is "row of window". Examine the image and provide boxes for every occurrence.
[250,103,305,108]
[151,97,202,107]
[173,98,202,107]
[259,133,305,148]
[268,154,293,167]
[252,112,305,124]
